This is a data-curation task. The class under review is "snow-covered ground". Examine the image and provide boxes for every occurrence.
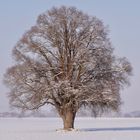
[0,117,140,140]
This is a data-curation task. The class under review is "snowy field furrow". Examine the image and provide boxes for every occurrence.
[0,118,140,140]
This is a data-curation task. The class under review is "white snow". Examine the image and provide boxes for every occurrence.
[0,117,140,140]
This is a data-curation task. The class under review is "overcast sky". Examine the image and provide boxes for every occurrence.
[0,0,140,113]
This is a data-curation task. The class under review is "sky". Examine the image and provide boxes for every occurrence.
[0,0,140,113]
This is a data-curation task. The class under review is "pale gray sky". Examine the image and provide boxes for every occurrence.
[0,0,140,113]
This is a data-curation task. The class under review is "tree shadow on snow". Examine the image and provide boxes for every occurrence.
[80,127,140,132]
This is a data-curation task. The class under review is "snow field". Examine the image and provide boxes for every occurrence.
[0,118,140,140]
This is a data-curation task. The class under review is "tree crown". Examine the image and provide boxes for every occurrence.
[4,6,132,115]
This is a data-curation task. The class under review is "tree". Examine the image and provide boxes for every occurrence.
[4,6,132,130]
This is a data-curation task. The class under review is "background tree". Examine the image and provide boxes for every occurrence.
[4,6,132,130]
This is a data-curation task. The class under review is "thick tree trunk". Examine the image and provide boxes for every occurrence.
[60,109,76,130]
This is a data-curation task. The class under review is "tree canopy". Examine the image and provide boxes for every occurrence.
[4,6,132,130]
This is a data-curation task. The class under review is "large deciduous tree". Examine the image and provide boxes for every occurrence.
[4,6,132,130]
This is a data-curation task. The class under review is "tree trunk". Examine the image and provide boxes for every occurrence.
[61,109,76,130]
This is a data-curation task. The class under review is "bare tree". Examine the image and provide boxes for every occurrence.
[4,6,132,130]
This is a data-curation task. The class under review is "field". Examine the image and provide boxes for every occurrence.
[0,118,140,140]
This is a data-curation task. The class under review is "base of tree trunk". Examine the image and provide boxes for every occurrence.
[56,128,79,132]
[60,109,76,130]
